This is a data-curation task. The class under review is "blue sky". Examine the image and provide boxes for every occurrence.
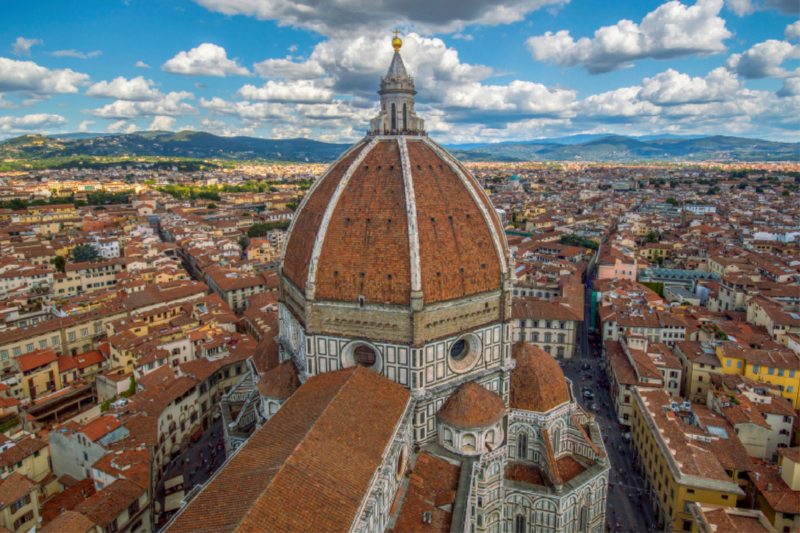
[0,0,797,143]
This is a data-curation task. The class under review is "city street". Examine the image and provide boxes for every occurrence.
[154,418,227,529]
[561,286,658,533]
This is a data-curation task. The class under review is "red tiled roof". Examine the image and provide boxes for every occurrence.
[394,453,461,533]
[16,347,58,373]
[510,343,570,413]
[437,381,505,429]
[257,360,300,400]
[166,366,411,533]
[80,415,122,442]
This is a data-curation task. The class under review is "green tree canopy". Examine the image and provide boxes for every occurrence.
[665,197,679,206]
[52,255,66,273]
[72,244,99,263]
[247,221,290,238]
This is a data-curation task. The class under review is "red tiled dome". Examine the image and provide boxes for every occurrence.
[510,343,571,413]
[437,381,506,429]
[282,137,508,306]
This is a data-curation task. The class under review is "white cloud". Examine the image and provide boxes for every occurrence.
[453,33,474,41]
[526,0,732,73]
[724,0,797,16]
[638,67,740,105]
[0,57,89,96]
[49,50,102,59]
[11,37,42,57]
[253,57,326,80]
[236,80,334,103]
[192,0,570,37]
[85,76,162,101]
[787,21,800,40]
[106,120,129,133]
[147,116,176,131]
[778,77,800,97]
[443,80,577,115]
[288,45,298,52]
[162,43,251,77]
[725,40,800,78]
[78,120,95,132]
[0,114,69,134]
[84,91,197,118]
[199,97,293,120]
[197,118,255,137]
[135,61,152,68]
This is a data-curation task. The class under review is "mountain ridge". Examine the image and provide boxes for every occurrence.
[0,131,797,164]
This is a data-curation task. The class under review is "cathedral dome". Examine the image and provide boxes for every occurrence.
[281,136,508,307]
[510,343,571,413]
[437,381,506,429]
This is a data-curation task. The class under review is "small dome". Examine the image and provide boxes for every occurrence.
[257,360,301,399]
[510,343,570,413]
[392,36,402,51]
[437,382,506,429]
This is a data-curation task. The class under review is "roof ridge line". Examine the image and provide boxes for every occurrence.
[305,137,379,299]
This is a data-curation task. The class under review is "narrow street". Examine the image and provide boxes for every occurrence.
[561,285,658,533]
[153,418,227,529]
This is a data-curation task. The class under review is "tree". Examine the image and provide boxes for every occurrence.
[665,197,679,206]
[248,221,290,238]
[207,203,218,209]
[52,255,66,273]
[72,244,99,263]
[645,231,659,243]
[238,236,250,250]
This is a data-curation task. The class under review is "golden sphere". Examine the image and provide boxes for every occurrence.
[392,36,402,51]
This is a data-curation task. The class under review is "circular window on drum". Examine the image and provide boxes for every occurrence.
[447,333,482,373]
[341,341,383,374]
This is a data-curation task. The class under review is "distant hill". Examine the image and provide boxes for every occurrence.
[1,131,797,165]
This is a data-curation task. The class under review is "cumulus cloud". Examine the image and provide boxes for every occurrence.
[85,76,162,101]
[725,40,800,78]
[638,67,740,105]
[78,120,95,132]
[106,120,137,133]
[50,50,102,59]
[787,21,800,40]
[442,80,577,117]
[236,80,334,103]
[526,0,732,73]
[147,116,176,131]
[162,43,251,77]
[135,61,152,68]
[0,113,69,135]
[192,0,569,37]
[83,91,197,118]
[778,77,800,97]
[198,118,255,137]
[11,37,42,57]
[199,97,293,120]
[0,57,89,96]
[253,57,326,80]
[724,0,797,16]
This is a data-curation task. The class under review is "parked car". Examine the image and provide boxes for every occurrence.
[583,391,595,400]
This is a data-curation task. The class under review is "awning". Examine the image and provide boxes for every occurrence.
[165,491,185,512]
[191,428,202,440]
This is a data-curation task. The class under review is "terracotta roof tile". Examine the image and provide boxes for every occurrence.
[437,381,505,429]
[256,360,301,399]
[394,453,461,533]
[510,343,570,413]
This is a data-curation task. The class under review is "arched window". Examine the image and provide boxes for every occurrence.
[391,103,396,130]
[443,427,453,444]
[544,346,552,354]
[462,433,476,451]
[517,432,527,459]
[557,346,565,357]
[558,334,566,343]
[515,515,526,533]
[544,333,552,343]
[532,333,539,342]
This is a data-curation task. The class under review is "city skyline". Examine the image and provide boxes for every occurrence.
[1,0,798,144]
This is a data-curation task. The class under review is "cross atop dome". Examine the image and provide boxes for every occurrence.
[369,30,425,136]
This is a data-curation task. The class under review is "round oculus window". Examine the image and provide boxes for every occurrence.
[447,334,482,373]
[354,345,377,366]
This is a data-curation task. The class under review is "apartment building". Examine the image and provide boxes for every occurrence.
[0,473,40,532]
[631,388,749,532]
[674,342,723,403]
